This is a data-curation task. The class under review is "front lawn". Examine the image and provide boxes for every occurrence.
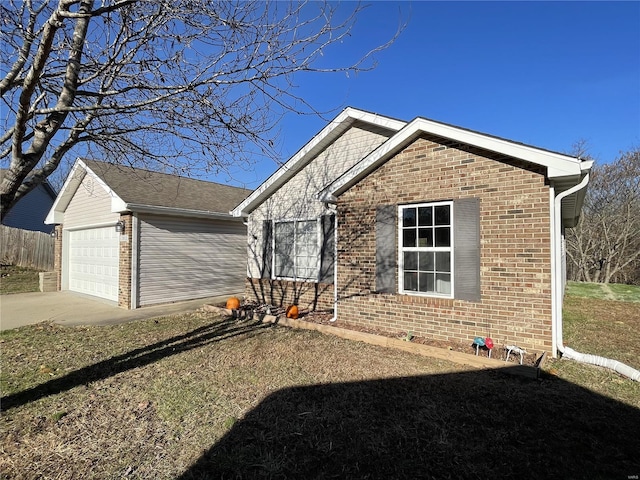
[566,280,640,302]
[0,265,40,294]
[1,298,639,479]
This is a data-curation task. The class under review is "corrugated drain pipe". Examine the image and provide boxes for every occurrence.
[554,174,640,381]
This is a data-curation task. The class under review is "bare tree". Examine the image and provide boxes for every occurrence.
[566,147,640,284]
[1,0,400,219]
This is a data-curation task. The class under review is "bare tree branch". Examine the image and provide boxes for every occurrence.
[566,147,640,285]
[1,0,404,219]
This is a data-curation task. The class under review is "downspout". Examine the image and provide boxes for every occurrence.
[553,174,640,381]
[330,209,338,322]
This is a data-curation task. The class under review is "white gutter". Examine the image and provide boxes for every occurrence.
[552,173,640,381]
[121,203,241,221]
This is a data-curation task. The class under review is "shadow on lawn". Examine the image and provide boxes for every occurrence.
[178,368,640,480]
[1,319,271,411]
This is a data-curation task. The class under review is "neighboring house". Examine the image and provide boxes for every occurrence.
[46,159,251,309]
[231,107,593,357]
[1,169,57,233]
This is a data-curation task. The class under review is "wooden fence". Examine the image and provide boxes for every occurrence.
[0,225,54,271]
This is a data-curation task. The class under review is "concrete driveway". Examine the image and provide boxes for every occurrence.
[0,291,232,331]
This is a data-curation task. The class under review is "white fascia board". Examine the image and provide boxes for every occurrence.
[124,203,241,221]
[231,107,406,217]
[580,159,594,172]
[45,158,128,224]
[322,118,587,200]
[45,159,87,224]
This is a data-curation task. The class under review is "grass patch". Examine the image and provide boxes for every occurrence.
[1,303,639,479]
[566,281,640,302]
[0,264,40,294]
[554,294,640,372]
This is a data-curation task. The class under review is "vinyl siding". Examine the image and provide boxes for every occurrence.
[137,214,246,306]
[64,174,118,228]
[247,124,391,278]
[2,184,54,233]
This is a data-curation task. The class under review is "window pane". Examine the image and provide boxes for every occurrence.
[404,271,418,291]
[419,251,434,271]
[275,221,294,240]
[436,252,450,272]
[274,222,294,277]
[297,221,315,240]
[436,273,451,294]
[435,205,450,225]
[419,272,435,292]
[403,228,416,248]
[435,227,450,247]
[404,251,418,271]
[418,206,432,226]
[400,202,453,296]
[275,220,320,280]
[403,208,417,227]
[297,267,314,280]
[295,221,318,279]
[275,253,294,278]
[418,228,432,247]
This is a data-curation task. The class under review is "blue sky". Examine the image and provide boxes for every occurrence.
[229,1,640,189]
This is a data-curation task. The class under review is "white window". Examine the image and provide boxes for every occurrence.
[274,219,319,280]
[399,201,453,297]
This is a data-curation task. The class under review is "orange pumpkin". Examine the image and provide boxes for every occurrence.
[226,297,240,310]
[286,305,299,319]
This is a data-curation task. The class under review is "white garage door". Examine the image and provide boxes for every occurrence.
[68,227,119,301]
[138,215,246,306]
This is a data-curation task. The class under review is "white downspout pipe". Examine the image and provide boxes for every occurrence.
[553,174,640,381]
[330,212,338,322]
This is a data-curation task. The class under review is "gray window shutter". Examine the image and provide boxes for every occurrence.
[454,198,480,302]
[262,220,272,279]
[319,214,335,283]
[376,205,397,293]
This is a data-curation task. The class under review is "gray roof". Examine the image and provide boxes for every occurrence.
[82,159,252,214]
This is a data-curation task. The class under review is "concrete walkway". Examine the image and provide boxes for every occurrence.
[0,291,233,331]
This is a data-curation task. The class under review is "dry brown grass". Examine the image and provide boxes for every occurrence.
[1,300,639,479]
[0,265,39,295]
[558,295,640,371]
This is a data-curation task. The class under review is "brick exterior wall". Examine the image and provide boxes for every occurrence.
[336,135,553,353]
[245,278,334,312]
[54,224,63,290]
[118,213,133,309]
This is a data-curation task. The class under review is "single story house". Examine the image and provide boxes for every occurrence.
[46,159,251,308]
[1,169,57,233]
[231,107,592,356]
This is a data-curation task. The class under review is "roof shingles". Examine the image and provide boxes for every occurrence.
[82,159,251,214]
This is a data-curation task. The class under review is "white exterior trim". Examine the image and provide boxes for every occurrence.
[397,201,455,299]
[64,221,120,231]
[121,203,239,220]
[45,158,126,224]
[271,217,321,283]
[320,118,592,202]
[231,107,406,217]
[46,158,237,224]
[549,184,558,357]
[131,213,139,309]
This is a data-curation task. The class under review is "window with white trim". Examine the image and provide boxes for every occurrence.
[274,219,319,280]
[399,202,453,296]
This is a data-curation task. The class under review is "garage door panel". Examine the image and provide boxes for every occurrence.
[138,215,246,306]
[68,227,119,302]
